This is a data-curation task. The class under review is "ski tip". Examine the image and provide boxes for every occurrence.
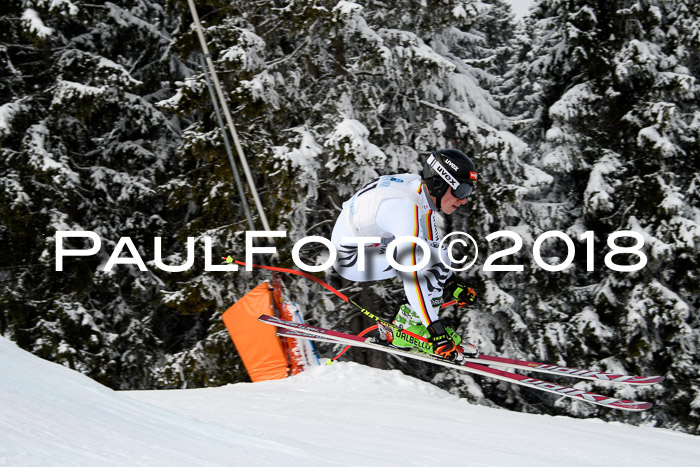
[615,400,653,411]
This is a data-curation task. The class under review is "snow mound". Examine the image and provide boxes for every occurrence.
[2,336,699,466]
[0,337,310,466]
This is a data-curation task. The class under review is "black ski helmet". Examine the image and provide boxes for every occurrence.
[422,149,478,210]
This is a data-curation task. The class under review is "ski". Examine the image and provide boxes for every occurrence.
[278,327,664,386]
[260,315,655,412]
[265,316,663,385]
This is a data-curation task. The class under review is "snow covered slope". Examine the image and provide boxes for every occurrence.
[1,336,698,466]
[0,337,315,466]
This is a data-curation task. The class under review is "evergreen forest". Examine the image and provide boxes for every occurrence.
[1,0,698,434]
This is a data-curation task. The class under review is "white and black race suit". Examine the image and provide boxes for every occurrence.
[331,174,452,326]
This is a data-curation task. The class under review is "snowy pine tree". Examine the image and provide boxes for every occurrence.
[505,0,699,430]
[161,0,535,386]
[0,0,192,389]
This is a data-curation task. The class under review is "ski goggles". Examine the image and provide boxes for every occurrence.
[426,154,475,199]
[451,182,474,199]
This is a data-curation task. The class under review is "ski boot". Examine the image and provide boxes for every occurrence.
[427,320,480,363]
[376,304,426,348]
[376,304,479,359]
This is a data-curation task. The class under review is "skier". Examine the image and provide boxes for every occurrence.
[331,148,479,361]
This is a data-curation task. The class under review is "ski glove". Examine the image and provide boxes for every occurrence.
[427,320,462,360]
[444,278,477,308]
